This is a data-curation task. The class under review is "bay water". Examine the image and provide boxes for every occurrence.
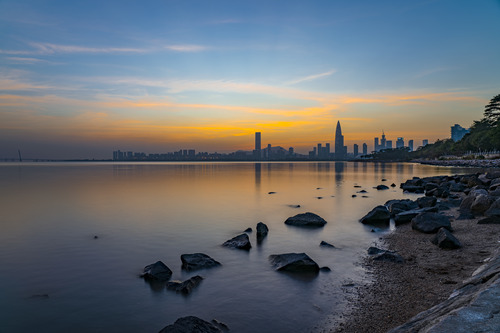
[0,162,474,332]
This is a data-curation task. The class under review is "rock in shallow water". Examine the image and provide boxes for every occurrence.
[256,222,269,240]
[411,212,452,234]
[284,212,327,228]
[141,261,172,281]
[269,253,320,273]
[181,253,221,271]
[360,205,390,226]
[222,233,251,250]
[159,316,229,333]
[166,275,203,295]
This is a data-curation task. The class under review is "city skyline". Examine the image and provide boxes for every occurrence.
[1,1,499,159]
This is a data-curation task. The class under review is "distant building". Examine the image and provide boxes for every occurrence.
[362,143,368,155]
[374,137,379,152]
[386,140,393,149]
[451,124,469,142]
[335,121,346,159]
[408,140,414,152]
[353,144,359,157]
[423,139,429,146]
[254,132,262,159]
[380,131,386,150]
[396,137,404,149]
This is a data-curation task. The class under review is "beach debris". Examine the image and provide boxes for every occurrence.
[222,233,251,250]
[181,253,221,271]
[285,212,327,228]
[141,261,172,281]
[166,275,204,295]
[269,253,320,273]
[159,316,229,333]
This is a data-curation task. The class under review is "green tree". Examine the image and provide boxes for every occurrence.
[484,93,500,125]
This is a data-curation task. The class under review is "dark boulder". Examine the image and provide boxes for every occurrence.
[449,182,467,192]
[367,247,404,263]
[320,266,331,272]
[411,212,452,234]
[478,216,500,224]
[269,253,320,273]
[256,222,269,240]
[386,199,418,215]
[284,212,327,228]
[394,208,433,225]
[470,194,493,214]
[376,184,389,190]
[417,196,437,208]
[244,227,252,233]
[360,205,390,226]
[485,198,500,217]
[166,275,204,295]
[320,241,335,248]
[181,253,221,271]
[222,233,251,250]
[141,261,172,281]
[401,185,425,193]
[431,228,462,249]
[424,182,439,191]
[390,183,396,187]
[159,316,228,333]
[367,246,386,255]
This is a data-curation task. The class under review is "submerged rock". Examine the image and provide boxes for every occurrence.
[166,275,204,295]
[431,228,462,249]
[411,212,452,234]
[181,253,221,271]
[141,261,172,281]
[376,184,389,190]
[269,253,320,273]
[159,316,229,333]
[222,233,251,250]
[360,205,390,226]
[320,240,335,248]
[284,212,327,228]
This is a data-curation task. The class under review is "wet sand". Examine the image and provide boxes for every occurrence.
[331,206,500,333]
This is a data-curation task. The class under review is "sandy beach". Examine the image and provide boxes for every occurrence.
[331,171,500,333]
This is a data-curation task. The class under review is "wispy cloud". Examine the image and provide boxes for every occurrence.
[288,69,336,85]
[6,57,49,64]
[164,44,208,52]
[29,42,147,54]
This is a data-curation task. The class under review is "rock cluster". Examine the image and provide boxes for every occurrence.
[159,316,229,333]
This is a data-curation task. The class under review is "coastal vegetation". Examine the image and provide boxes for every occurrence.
[367,93,500,161]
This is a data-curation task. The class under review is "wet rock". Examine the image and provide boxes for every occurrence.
[431,228,462,249]
[222,233,252,250]
[142,261,172,281]
[269,253,320,273]
[381,178,387,181]
[401,185,425,193]
[244,227,252,233]
[256,222,269,240]
[477,216,500,224]
[166,275,204,295]
[376,184,389,190]
[485,198,500,217]
[352,194,357,198]
[288,204,301,208]
[320,241,335,248]
[181,253,221,271]
[284,212,327,228]
[159,316,228,333]
[449,182,467,192]
[367,247,404,263]
[268,191,276,194]
[320,266,331,272]
[417,196,437,208]
[390,183,396,187]
[358,189,368,193]
[360,205,390,226]
[411,212,452,234]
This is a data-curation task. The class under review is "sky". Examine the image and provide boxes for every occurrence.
[1,0,499,159]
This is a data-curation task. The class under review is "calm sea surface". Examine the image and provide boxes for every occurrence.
[0,162,477,332]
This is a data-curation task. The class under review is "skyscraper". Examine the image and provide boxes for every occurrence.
[254,132,261,159]
[380,131,386,150]
[396,137,404,148]
[374,137,379,151]
[362,143,367,155]
[353,144,359,157]
[335,121,345,159]
[408,140,414,152]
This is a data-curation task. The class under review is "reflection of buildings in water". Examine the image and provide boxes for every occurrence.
[396,163,404,175]
[334,162,345,182]
[254,163,261,189]
[353,162,359,172]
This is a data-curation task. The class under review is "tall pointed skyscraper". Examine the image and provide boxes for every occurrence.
[335,121,345,159]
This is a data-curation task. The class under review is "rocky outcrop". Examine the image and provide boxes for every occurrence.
[417,196,437,208]
[388,249,500,333]
[431,228,462,249]
[166,275,203,295]
[141,261,172,281]
[222,234,251,250]
[360,205,390,226]
[367,247,404,263]
[385,199,418,216]
[284,212,327,228]
[411,212,452,234]
[181,253,221,271]
[159,316,229,333]
[269,253,320,273]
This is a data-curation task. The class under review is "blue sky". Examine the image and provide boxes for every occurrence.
[1,0,499,159]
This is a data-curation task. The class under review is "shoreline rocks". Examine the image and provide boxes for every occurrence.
[181,253,221,271]
[166,275,204,295]
[360,205,390,226]
[269,253,320,273]
[141,261,172,281]
[222,233,252,250]
[159,316,229,332]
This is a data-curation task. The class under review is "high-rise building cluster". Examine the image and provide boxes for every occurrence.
[373,131,427,153]
[451,124,470,142]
